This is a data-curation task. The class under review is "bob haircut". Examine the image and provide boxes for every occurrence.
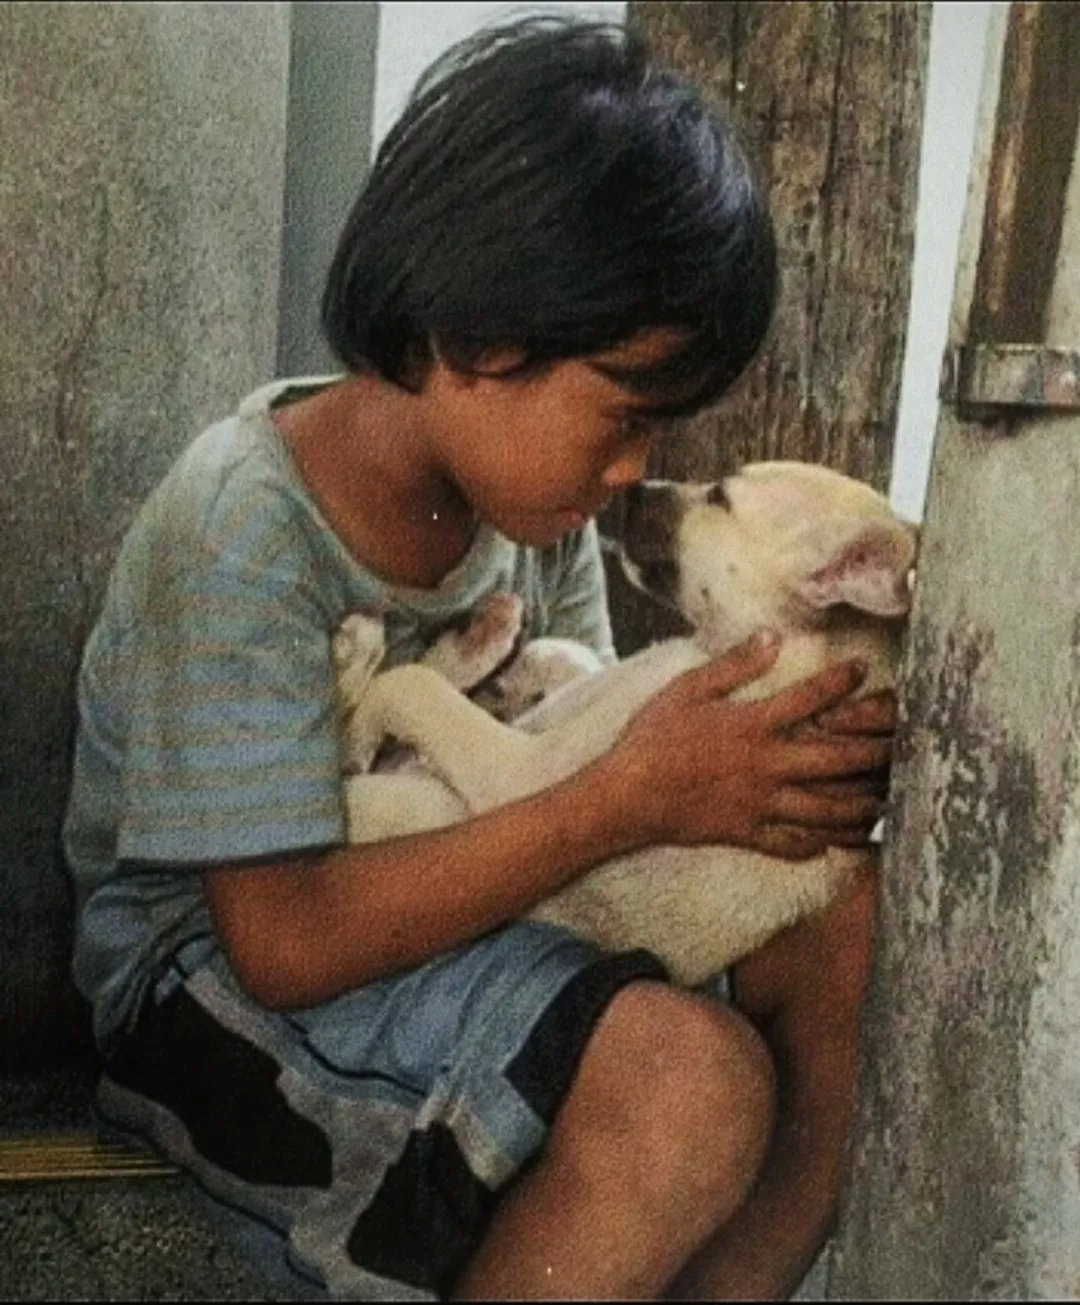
[322,16,776,417]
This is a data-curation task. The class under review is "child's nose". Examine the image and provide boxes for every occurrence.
[602,437,652,489]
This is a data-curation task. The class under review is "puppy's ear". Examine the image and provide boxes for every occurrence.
[796,522,918,617]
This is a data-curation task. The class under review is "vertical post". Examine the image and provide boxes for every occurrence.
[830,4,1080,1296]
[277,1,380,377]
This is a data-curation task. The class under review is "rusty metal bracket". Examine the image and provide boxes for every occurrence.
[940,343,1080,418]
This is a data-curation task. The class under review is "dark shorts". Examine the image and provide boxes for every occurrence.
[96,922,667,1300]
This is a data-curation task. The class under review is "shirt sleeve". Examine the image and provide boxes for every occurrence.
[543,520,617,664]
[114,532,344,867]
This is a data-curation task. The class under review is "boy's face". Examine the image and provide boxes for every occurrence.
[430,328,686,548]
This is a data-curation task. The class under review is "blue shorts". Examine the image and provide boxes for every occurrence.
[95,922,668,1300]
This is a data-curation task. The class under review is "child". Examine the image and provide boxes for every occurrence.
[65,17,893,1300]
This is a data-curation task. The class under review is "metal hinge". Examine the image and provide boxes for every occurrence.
[940,344,1080,419]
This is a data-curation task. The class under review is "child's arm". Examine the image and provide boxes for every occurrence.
[202,638,888,1010]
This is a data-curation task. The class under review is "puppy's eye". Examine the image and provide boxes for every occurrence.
[707,481,731,510]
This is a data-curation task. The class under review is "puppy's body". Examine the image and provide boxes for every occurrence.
[338,463,916,984]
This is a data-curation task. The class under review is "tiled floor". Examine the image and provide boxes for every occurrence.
[0,1069,324,1302]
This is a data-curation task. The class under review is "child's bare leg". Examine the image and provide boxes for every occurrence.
[453,981,776,1301]
[668,864,877,1301]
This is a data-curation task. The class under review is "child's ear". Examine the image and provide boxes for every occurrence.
[795,522,918,617]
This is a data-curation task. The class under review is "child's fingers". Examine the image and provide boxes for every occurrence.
[770,787,884,830]
[754,825,832,861]
[803,773,892,801]
[757,659,867,731]
[778,734,894,780]
[816,689,897,735]
[827,826,884,849]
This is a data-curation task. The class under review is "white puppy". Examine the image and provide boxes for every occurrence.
[336,462,917,985]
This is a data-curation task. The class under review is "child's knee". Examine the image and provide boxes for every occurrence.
[555,981,775,1215]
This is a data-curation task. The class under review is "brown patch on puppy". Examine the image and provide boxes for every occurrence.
[621,481,683,605]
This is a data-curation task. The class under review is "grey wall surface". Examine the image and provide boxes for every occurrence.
[277,1,379,377]
[830,7,1080,1296]
[0,2,290,1066]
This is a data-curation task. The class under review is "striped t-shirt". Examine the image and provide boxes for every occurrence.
[63,377,616,1046]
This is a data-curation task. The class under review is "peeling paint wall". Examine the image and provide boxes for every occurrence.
[832,419,1080,1298]
[830,6,1080,1296]
[0,3,290,1066]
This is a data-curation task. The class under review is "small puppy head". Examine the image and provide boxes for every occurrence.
[620,462,918,654]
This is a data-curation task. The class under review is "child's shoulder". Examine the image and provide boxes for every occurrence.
[145,378,328,537]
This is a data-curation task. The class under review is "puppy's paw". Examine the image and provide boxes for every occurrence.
[334,612,386,672]
[334,612,386,713]
[463,591,525,662]
[423,591,524,690]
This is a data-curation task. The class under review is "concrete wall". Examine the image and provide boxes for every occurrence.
[830,6,1080,1293]
[0,2,290,1065]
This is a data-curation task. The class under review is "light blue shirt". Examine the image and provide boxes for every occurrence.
[64,377,616,1046]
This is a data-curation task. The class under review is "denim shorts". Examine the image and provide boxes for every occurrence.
[95,921,667,1300]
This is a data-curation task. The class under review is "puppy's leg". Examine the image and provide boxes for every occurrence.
[421,591,524,690]
[333,614,388,771]
[343,664,539,810]
[345,773,467,843]
[485,637,604,721]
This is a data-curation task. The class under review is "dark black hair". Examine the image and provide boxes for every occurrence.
[322,16,776,416]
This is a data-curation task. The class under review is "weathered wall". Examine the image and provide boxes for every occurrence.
[0,2,290,1067]
[830,5,1080,1296]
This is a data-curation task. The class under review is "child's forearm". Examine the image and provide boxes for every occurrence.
[201,752,649,1010]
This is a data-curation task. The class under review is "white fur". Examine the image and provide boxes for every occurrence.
[337,462,917,985]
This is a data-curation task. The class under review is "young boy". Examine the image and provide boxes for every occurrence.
[65,18,893,1300]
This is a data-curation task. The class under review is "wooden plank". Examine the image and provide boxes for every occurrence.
[968,1,1080,344]
[0,1133,177,1183]
[625,0,928,488]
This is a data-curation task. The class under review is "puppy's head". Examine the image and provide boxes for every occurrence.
[620,462,918,654]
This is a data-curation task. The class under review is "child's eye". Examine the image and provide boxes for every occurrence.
[617,414,654,442]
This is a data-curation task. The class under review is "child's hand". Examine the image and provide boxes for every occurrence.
[606,635,893,859]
